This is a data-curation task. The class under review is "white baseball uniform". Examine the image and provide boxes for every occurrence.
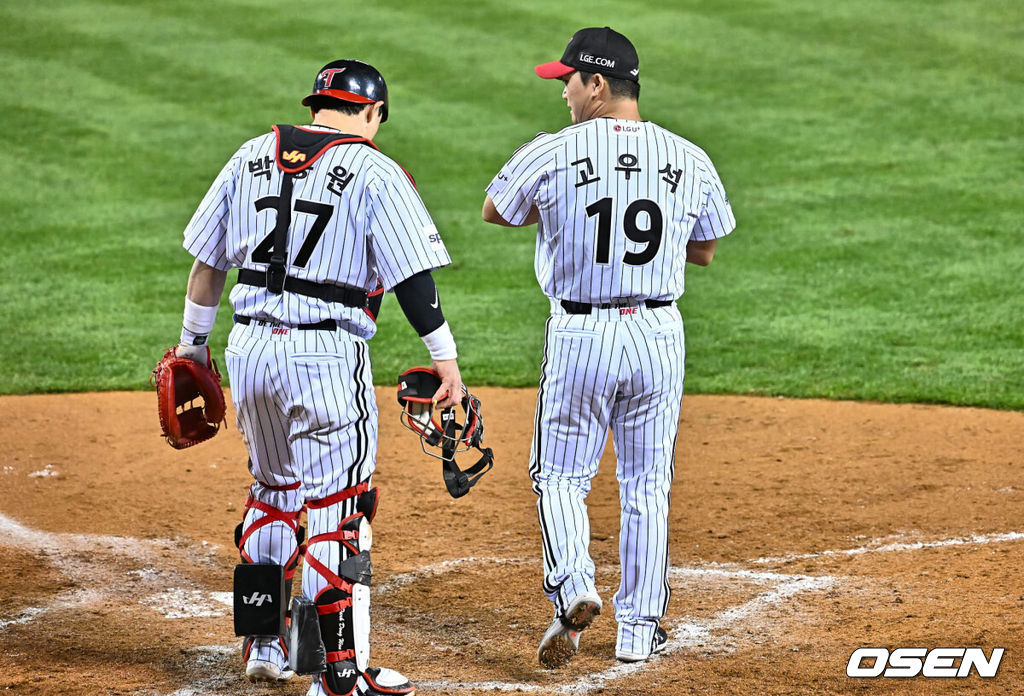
[486,118,734,656]
[184,124,449,684]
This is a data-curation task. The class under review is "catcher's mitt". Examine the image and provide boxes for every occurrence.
[151,347,226,449]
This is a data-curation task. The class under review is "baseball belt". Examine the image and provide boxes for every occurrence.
[560,299,674,315]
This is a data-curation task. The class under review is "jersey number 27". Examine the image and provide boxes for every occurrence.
[586,197,663,266]
[251,195,335,268]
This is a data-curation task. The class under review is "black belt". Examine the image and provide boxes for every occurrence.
[237,269,367,308]
[234,314,337,331]
[560,299,674,315]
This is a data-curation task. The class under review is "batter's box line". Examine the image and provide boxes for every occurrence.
[401,562,840,695]
[751,530,1024,565]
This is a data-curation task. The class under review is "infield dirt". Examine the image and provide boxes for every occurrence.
[0,390,1021,695]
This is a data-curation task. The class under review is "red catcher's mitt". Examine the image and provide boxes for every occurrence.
[151,348,226,449]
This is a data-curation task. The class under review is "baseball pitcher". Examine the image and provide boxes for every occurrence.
[482,27,736,667]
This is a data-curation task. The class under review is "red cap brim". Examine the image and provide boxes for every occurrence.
[301,88,377,107]
[535,61,574,79]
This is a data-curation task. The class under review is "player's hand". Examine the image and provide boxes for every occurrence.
[174,344,212,367]
[431,359,463,409]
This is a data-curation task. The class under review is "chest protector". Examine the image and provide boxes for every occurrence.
[262,125,378,295]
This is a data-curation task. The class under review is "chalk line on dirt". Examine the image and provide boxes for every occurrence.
[4,508,1021,696]
[0,512,228,631]
[752,530,1024,565]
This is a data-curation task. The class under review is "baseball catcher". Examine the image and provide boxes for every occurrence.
[166,56,468,695]
[397,367,494,498]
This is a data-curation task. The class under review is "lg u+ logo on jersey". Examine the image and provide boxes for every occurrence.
[847,647,1004,678]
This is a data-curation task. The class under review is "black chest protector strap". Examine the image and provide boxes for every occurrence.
[265,125,378,295]
[266,172,294,294]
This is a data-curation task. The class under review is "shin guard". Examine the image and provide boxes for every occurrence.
[304,512,373,696]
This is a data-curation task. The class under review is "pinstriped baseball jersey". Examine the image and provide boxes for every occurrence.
[487,115,735,659]
[486,118,734,303]
[184,125,449,340]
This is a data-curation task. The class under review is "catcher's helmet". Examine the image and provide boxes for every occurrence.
[301,59,389,122]
[397,367,493,498]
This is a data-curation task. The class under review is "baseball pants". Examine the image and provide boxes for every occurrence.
[225,322,377,669]
[530,302,684,656]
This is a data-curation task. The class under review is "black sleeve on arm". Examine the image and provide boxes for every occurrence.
[393,270,445,337]
[366,278,385,321]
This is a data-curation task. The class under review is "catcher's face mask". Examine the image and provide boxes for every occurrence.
[396,367,494,498]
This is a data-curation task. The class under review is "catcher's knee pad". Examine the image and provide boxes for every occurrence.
[303,512,373,696]
[235,495,305,583]
[233,495,305,639]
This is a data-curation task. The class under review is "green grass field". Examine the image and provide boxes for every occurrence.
[0,0,1021,408]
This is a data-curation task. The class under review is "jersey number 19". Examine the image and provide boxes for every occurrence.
[586,197,663,266]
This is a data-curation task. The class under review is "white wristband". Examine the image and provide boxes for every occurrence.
[422,321,457,361]
[181,297,220,346]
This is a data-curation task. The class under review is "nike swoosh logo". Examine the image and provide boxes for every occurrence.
[430,290,439,309]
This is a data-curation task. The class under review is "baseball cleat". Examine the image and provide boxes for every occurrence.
[357,666,416,696]
[615,626,668,663]
[245,658,296,682]
[537,592,602,668]
[243,635,295,682]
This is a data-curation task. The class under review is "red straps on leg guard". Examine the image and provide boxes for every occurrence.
[235,496,305,577]
[308,513,367,557]
[306,481,371,510]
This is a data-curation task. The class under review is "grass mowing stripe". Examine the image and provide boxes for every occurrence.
[0,1,1020,408]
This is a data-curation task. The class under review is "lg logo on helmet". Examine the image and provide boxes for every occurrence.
[847,647,1004,678]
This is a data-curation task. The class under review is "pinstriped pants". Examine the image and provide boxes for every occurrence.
[530,302,684,656]
[224,322,376,606]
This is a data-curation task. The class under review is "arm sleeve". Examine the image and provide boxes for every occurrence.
[691,159,736,241]
[484,133,555,226]
[365,276,385,322]
[392,270,445,337]
[365,163,451,290]
[183,150,243,271]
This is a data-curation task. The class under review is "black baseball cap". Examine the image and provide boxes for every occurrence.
[535,27,639,83]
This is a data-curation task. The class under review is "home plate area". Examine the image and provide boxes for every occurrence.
[2,503,1021,696]
[158,529,1021,695]
[132,555,840,696]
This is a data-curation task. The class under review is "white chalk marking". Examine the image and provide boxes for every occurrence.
[0,512,222,632]
[4,506,1020,696]
[0,606,50,630]
[140,589,234,619]
[375,556,512,595]
[412,563,839,694]
[752,531,1024,565]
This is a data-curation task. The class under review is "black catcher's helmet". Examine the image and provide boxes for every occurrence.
[397,367,494,498]
[301,59,389,122]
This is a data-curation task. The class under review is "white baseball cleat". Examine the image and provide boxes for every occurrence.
[243,636,295,682]
[245,658,296,682]
[615,626,668,663]
[357,666,416,695]
[537,592,603,668]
